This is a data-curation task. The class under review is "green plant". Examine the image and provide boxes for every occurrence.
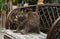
[0,0,7,12]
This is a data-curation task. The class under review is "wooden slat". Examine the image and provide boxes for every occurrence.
[46,7,52,25]
[56,7,59,17]
[41,7,50,27]
[50,7,55,21]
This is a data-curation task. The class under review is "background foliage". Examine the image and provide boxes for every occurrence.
[0,0,60,12]
[0,0,5,12]
[45,0,60,3]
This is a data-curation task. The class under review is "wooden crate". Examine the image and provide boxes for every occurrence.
[5,4,60,32]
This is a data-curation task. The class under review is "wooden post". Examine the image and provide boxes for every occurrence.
[9,0,12,11]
